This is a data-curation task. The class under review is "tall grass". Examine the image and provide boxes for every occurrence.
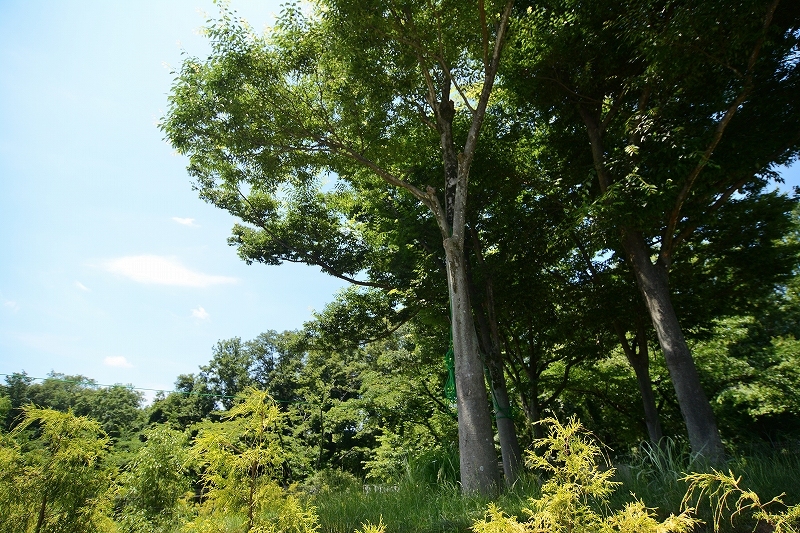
[307,452,539,533]
[611,439,800,532]
[307,441,800,533]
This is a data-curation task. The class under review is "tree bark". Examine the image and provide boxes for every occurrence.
[487,364,522,485]
[443,237,500,493]
[477,319,522,485]
[614,317,663,445]
[468,229,523,485]
[621,229,725,463]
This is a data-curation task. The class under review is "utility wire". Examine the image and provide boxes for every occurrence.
[0,372,281,402]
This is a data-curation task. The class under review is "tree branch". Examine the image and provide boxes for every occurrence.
[662,0,781,261]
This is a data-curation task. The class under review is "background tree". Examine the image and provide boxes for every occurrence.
[148,373,217,430]
[201,337,255,410]
[116,426,190,533]
[2,371,33,431]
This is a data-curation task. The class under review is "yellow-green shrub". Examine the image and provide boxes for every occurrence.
[182,388,318,533]
[473,417,697,533]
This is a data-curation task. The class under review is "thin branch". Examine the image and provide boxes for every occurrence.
[600,84,632,131]
[479,0,489,71]
[662,0,781,258]
[670,174,750,251]
[542,74,604,104]
[449,74,477,114]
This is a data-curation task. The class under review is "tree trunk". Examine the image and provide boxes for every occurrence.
[443,237,500,493]
[487,365,522,485]
[522,362,544,440]
[614,317,664,444]
[34,491,47,533]
[580,103,724,463]
[621,229,725,463]
[478,325,522,485]
[467,235,523,485]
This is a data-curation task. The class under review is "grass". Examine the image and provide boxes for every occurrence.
[306,443,800,533]
[306,468,540,533]
[610,439,800,532]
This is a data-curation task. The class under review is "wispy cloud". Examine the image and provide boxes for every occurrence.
[74,281,90,291]
[103,255,237,287]
[2,292,19,312]
[104,355,133,368]
[172,217,198,227]
[191,306,210,320]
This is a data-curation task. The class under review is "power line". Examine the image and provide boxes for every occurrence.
[0,372,235,400]
[0,372,325,406]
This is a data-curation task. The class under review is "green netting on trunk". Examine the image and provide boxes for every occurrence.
[444,344,457,402]
[484,366,514,420]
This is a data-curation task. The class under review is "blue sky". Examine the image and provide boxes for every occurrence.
[1,1,799,400]
[0,1,347,397]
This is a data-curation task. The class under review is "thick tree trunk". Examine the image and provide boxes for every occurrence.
[443,237,500,493]
[406,1,512,495]
[621,229,725,463]
[615,318,664,444]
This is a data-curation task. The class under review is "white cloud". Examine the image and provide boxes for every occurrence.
[172,217,198,227]
[191,306,210,320]
[74,281,90,291]
[103,255,237,287]
[104,355,133,368]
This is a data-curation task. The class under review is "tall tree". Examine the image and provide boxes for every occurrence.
[506,0,800,462]
[163,0,515,492]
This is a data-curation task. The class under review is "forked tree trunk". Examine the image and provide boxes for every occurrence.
[580,107,725,464]
[443,237,500,493]
[622,229,725,463]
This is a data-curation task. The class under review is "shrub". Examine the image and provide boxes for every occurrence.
[0,407,116,533]
[473,417,697,533]
[182,388,319,533]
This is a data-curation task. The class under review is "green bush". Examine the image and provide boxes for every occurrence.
[182,388,319,533]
